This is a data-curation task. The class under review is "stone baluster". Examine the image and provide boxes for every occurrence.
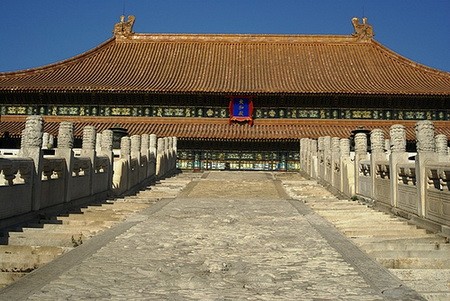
[96,132,102,152]
[415,120,436,216]
[370,129,385,199]
[172,137,178,171]
[120,136,131,190]
[81,126,96,196]
[317,137,325,180]
[156,137,164,178]
[131,135,142,183]
[354,132,368,195]
[141,134,150,178]
[435,134,449,162]
[42,132,49,149]
[163,137,169,176]
[100,129,114,190]
[167,137,173,173]
[55,121,74,203]
[389,124,409,208]
[299,139,305,171]
[331,137,340,187]
[339,138,354,196]
[323,136,332,183]
[20,116,44,210]
[310,139,318,178]
[149,134,157,179]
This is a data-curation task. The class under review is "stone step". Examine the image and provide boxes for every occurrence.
[20,227,103,237]
[353,236,448,245]
[359,242,450,252]
[1,252,56,272]
[377,257,450,269]
[56,213,124,222]
[7,231,87,247]
[343,229,429,237]
[367,249,450,259]
[335,224,417,231]
[0,272,26,288]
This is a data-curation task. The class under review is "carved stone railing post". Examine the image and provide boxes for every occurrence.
[435,134,449,162]
[323,136,332,183]
[120,136,131,190]
[331,137,341,188]
[131,135,142,184]
[299,138,306,172]
[95,132,102,152]
[389,124,409,208]
[354,132,368,195]
[42,132,49,149]
[167,137,173,173]
[81,126,96,196]
[100,129,114,190]
[149,134,157,179]
[371,129,386,199]
[55,121,74,203]
[415,120,436,217]
[156,137,164,178]
[172,137,178,172]
[20,116,44,211]
[141,134,150,178]
[340,138,354,196]
[310,139,318,178]
[317,137,325,180]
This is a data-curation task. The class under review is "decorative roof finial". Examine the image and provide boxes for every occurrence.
[113,15,136,37]
[351,17,374,41]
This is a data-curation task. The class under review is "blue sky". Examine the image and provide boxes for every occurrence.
[0,0,449,73]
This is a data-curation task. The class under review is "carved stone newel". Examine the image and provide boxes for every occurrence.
[390,124,406,153]
[354,133,367,154]
[57,122,74,149]
[370,129,384,153]
[435,134,448,156]
[82,126,96,150]
[22,115,43,149]
[340,139,350,157]
[415,120,435,153]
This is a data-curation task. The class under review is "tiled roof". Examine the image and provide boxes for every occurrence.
[1,116,449,142]
[0,32,449,95]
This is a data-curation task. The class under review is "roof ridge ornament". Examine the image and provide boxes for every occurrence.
[351,17,374,41]
[113,15,135,37]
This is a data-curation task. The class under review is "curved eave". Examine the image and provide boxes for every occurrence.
[0,33,449,96]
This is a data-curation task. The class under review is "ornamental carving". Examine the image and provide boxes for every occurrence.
[370,129,384,153]
[131,135,141,153]
[318,137,324,151]
[141,134,150,152]
[354,133,367,154]
[22,115,43,148]
[57,122,74,149]
[332,137,340,154]
[415,120,435,152]
[390,124,406,152]
[113,15,135,37]
[101,130,113,151]
[82,126,96,150]
[435,134,448,156]
[351,17,374,41]
[120,137,131,158]
[340,139,350,157]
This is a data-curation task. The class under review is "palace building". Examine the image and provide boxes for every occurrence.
[1,16,449,171]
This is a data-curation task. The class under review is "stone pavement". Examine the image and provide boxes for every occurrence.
[0,171,425,300]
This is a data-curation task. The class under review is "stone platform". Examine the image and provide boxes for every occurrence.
[0,171,430,300]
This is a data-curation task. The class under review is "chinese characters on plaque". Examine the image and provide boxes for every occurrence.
[229,97,253,125]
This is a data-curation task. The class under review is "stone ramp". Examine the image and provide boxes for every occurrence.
[281,176,450,301]
[0,172,200,289]
[0,171,425,300]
